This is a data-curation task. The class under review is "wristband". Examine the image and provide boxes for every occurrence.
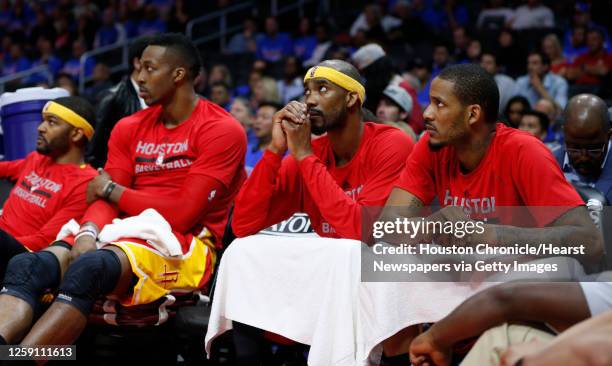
[75,230,97,241]
[102,181,117,199]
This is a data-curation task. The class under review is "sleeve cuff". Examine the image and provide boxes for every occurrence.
[262,149,284,168]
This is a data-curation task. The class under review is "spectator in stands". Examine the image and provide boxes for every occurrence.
[245,101,281,174]
[28,9,56,46]
[519,110,549,140]
[137,4,167,36]
[413,0,468,35]
[451,26,470,63]
[229,97,256,144]
[87,37,149,169]
[83,63,113,104]
[33,36,63,76]
[233,58,413,240]
[565,1,609,54]
[277,56,303,104]
[503,95,531,128]
[93,7,126,48]
[385,0,429,45]
[481,52,516,114]
[514,51,568,110]
[465,39,482,64]
[508,0,554,30]
[0,33,246,348]
[75,12,97,48]
[542,33,569,78]
[534,98,563,143]
[256,16,292,63]
[376,85,417,141]
[417,43,451,109]
[55,73,78,96]
[226,18,262,55]
[53,15,73,58]
[519,110,561,154]
[567,28,612,96]
[556,94,612,204]
[495,28,526,78]
[1,41,31,76]
[409,278,612,366]
[564,25,588,63]
[352,43,424,133]
[349,3,399,40]
[208,64,233,90]
[61,39,95,81]
[476,0,514,32]
[293,17,317,63]
[210,81,233,111]
[303,22,335,68]
[0,96,96,282]
[251,76,281,107]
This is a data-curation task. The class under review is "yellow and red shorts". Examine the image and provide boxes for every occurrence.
[109,236,216,306]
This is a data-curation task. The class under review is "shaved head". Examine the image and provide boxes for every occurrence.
[564,94,609,132]
[564,94,611,179]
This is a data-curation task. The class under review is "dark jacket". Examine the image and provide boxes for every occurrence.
[87,77,143,168]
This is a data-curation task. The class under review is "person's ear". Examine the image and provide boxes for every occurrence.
[467,104,482,126]
[399,111,409,121]
[71,127,85,143]
[346,92,359,109]
[174,67,187,83]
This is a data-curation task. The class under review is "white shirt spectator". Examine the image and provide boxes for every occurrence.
[513,72,568,109]
[303,41,332,68]
[477,7,514,29]
[349,13,401,37]
[510,4,554,30]
[277,77,303,104]
[494,73,516,113]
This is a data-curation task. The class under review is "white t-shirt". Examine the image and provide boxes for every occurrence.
[510,5,554,30]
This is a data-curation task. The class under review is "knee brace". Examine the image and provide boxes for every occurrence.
[57,249,121,316]
[1,251,62,310]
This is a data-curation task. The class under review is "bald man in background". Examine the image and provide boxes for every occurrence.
[555,94,612,203]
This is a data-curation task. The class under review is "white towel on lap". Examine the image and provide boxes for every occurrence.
[98,209,183,257]
[56,209,183,258]
[205,224,588,366]
[205,235,487,366]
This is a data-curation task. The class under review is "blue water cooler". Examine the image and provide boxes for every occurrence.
[0,87,69,161]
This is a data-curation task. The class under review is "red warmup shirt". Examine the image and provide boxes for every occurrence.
[233,122,415,240]
[0,152,95,251]
[395,123,584,227]
[82,99,246,252]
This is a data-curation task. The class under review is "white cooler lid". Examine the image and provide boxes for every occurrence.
[0,87,69,109]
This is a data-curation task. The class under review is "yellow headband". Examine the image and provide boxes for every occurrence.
[42,101,94,140]
[304,66,365,105]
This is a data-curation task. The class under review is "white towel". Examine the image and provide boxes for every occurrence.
[205,235,490,366]
[56,219,80,241]
[54,210,182,258]
[205,230,589,366]
[98,209,183,258]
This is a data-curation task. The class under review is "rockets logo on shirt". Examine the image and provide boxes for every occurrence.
[442,189,496,215]
[134,140,193,174]
[12,171,63,208]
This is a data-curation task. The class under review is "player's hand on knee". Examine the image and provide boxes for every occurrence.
[71,235,97,261]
